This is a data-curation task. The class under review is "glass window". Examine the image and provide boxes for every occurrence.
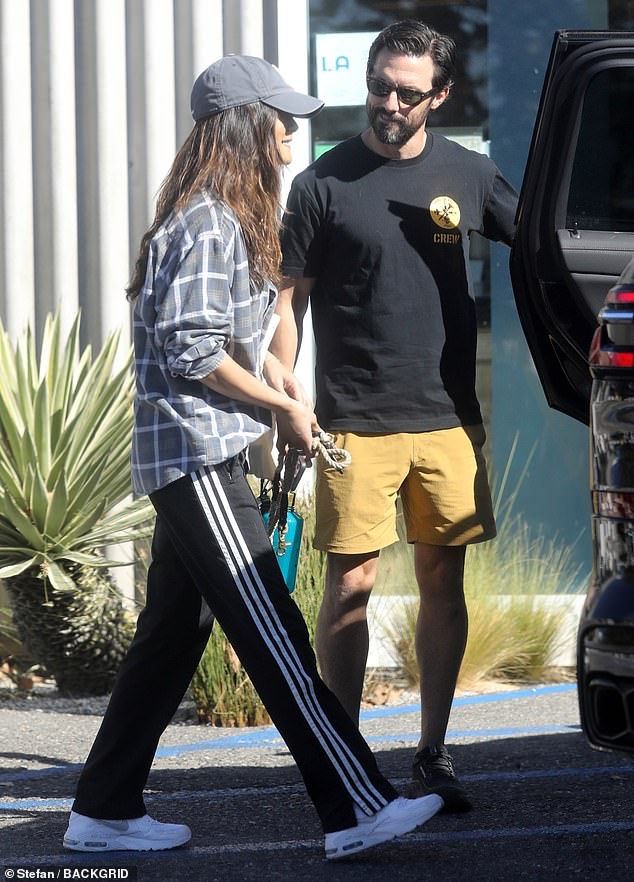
[567,67,634,232]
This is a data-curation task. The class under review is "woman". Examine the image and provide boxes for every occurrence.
[63,55,442,860]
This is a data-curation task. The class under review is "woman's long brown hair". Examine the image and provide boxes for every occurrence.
[127,101,282,299]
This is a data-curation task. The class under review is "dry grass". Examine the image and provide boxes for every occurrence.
[382,438,586,690]
[292,497,327,648]
[190,630,271,727]
[383,525,578,692]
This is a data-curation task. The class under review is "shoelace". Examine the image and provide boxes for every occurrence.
[418,747,456,777]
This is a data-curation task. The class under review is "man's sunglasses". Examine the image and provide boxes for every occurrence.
[366,76,438,106]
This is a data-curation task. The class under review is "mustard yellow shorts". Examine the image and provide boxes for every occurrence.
[314,426,496,553]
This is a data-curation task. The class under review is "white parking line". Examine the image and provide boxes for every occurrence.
[2,819,633,867]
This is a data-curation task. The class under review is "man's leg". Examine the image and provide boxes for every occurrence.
[413,543,467,749]
[401,425,494,812]
[315,551,380,724]
[408,540,472,811]
[313,432,410,724]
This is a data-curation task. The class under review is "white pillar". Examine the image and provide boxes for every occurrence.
[44,0,79,337]
[0,0,35,338]
[93,0,133,599]
[173,0,224,145]
[94,0,130,349]
[143,0,176,217]
[127,0,177,260]
[192,0,224,70]
[237,0,263,55]
[223,0,263,55]
[277,0,311,197]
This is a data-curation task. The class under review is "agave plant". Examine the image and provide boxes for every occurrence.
[0,312,153,694]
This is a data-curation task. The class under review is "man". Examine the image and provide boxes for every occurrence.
[274,20,518,811]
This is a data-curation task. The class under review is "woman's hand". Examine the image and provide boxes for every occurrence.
[274,398,320,458]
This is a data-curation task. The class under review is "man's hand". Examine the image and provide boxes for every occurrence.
[200,351,319,456]
[263,353,313,407]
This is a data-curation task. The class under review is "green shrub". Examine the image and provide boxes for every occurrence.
[0,313,153,694]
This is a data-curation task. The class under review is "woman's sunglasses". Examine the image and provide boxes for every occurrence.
[366,76,438,107]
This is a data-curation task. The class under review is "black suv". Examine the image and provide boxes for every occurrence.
[511,31,634,753]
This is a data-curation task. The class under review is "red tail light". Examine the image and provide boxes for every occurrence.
[589,327,634,367]
[605,287,634,304]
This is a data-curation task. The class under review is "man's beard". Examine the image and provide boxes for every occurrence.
[367,101,427,146]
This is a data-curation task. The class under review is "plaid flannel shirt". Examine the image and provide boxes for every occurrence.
[131,189,276,496]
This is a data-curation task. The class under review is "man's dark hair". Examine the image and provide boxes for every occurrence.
[366,19,456,92]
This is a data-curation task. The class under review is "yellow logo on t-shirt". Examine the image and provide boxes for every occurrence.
[429,196,461,229]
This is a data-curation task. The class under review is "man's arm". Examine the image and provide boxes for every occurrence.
[483,166,519,246]
[271,276,315,370]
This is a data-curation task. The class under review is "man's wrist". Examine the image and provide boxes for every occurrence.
[272,395,299,417]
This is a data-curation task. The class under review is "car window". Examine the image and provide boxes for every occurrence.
[566,65,634,233]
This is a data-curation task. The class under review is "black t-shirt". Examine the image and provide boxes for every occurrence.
[280,132,518,433]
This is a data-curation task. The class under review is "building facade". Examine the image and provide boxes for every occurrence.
[0,0,310,349]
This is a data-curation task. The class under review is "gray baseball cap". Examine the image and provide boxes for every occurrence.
[191,55,324,121]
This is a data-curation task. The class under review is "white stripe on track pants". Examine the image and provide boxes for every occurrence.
[72,455,397,833]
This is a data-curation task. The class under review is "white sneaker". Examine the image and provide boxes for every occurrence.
[63,811,191,852]
[324,794,443,860]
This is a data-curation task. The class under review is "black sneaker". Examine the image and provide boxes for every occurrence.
[410,744,472,812]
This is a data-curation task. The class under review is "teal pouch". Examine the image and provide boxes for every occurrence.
[258,448,307,593]
[262,493,304,593]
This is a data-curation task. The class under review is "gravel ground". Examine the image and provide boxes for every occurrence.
[0,666,424,720]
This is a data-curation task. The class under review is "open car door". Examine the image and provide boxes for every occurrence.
[510,30,634,424]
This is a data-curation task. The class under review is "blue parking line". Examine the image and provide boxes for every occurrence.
[151,684,580,756]
[0,797,71,810]
[0,683,580,787]
[0,764,82,784]
[154,730,282,757]
[0,721,579,778]
[358,682,577,721]
[162,685,579,755]
[365,723,582,742]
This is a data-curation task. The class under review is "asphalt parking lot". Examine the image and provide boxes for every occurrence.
[1,683,633,882]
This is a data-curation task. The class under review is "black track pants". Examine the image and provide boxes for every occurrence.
[72,457,397,833]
